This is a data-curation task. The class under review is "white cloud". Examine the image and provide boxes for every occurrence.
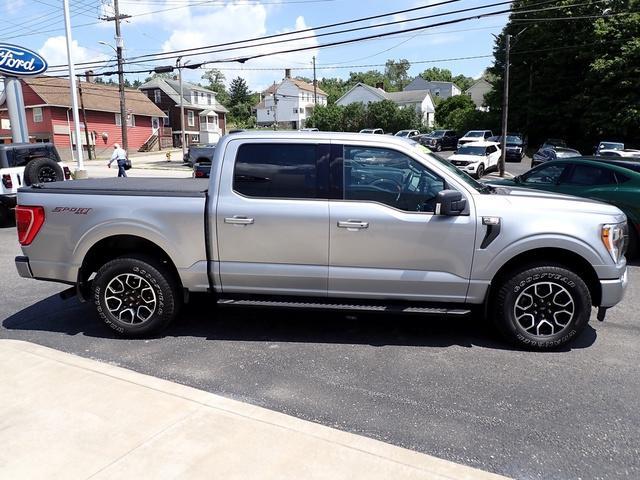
[159,5,319,91]
[5,0,25,15]
[38,36,108,69]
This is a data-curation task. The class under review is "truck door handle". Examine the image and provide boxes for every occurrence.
[225,215,254,225]
[337,220,369,229]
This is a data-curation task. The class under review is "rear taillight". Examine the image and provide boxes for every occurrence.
[63,166,71,180]
[195,170,205,178]
[15,206,45,246]
[2,174,12,189]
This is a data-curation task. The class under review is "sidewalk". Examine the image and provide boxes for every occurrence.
[0,340,509,480]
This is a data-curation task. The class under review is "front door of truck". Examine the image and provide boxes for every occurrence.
[327,144,475,302]
[216,140,330,296]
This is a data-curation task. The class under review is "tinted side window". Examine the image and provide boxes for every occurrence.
[524,164,566,185]
[343,146,445,213]
[234,143,318,199]
[562,165,617,186]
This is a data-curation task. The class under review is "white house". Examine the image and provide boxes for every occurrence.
[403,78,461,100]
[465,78,492,111]
[255,70,328,129]
[335,83,436,127]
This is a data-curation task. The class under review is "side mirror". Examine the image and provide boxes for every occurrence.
[435,190,466,216]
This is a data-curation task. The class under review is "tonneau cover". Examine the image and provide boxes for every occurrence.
[19,178,209,197]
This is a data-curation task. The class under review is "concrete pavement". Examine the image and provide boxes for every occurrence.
[0,339,508,480]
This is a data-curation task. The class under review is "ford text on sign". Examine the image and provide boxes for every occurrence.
[0,44,47,76]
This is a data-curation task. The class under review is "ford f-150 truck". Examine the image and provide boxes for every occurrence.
[14,132,628,349]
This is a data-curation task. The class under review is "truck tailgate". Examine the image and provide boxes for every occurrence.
[17,178,210,291]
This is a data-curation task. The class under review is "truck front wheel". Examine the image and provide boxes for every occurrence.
[92,256,181,337]
[493,265,592,349]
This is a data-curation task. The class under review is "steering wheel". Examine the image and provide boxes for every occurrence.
[371,178,403,201]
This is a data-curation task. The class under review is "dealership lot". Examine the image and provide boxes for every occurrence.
[1,220,638,479]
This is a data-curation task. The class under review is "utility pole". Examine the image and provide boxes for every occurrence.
[498,33,510,178]
[77,79,93,160]
[62,0,86,178]
[272,82,279,130]
[177,57,186,158]
[101,0,131,152]
[312,56,317,105]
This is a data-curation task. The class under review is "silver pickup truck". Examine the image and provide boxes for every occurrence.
[14,132,628,349]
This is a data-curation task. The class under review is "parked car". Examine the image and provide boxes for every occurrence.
[489,158,639,258]
[14,132,628,349]
[489,133,527,161]
[359,128,384,134]
[541,138,568,149]
[448,141,501,178]
[394,129,420,138]
[457,130,493,149]
[184,144,217,167]
[598,149,640,158]
[0,143,70,225]
[532,147,581,167]
[193,160,212,179]
[416,130,458,152]
[595,141,625,155]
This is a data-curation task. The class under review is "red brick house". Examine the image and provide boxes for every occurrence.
[0,76,168,159]
[139,77,228,147]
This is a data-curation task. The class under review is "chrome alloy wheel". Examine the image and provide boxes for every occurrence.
[104,273,157,325]
[513,282,575,337]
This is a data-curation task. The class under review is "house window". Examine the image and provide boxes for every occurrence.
[163,110,170,126]
[115,113,135,127]
[33,107,43,123]
[188,110,195,127]
[207,94,212,105]
[293,108,298,114]
[154,89,161,103]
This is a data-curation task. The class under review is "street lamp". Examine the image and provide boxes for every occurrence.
[98,40,128,152]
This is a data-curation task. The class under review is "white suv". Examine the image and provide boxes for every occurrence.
[448,141,501,178]
[457,130,493,149]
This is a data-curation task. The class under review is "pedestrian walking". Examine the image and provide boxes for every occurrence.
[108,143,128,177]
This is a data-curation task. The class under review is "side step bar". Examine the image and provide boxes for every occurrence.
[217,298,471,316]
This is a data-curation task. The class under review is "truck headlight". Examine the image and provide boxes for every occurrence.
[601,222,628,262]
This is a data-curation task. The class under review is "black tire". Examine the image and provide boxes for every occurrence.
[436,143,442,152]
[476,163,485,178]
[492,265,592,349]
[92,256,181,337]
[24,157,64,186]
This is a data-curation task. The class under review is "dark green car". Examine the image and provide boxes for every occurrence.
[489,158,640,257]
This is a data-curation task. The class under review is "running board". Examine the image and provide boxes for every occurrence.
[216,298,471,316]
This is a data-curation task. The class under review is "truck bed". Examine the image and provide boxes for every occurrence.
[20,178,209,197]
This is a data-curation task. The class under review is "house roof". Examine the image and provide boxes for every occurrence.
[336,83,433,108]
[404,77,461,92]
[261,78,328,97]
[335,82,386,104]
[23,76,166,117]
[139,77,228,113]
[465,77,492,93]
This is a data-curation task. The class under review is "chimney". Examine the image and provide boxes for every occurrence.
[285,68,291,79]
[85,70,95,83]
[375,82,384,90]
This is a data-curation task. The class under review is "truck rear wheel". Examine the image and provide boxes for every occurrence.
[92,256,181,337]
[24,157,64,186]
[492,265,591,349]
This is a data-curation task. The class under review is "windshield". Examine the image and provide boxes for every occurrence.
[465,131,485,137]
[430,130,446,138]
[395,131,410,137]
[457,146,487,156]
[600,142,624,150]
[544,138,566,147]
[505,136,522,144]
[412,143,489,193]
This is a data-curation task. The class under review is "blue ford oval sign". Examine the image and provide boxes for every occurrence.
[0,43,47,77]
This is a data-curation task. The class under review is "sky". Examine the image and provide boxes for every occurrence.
[1,0,508,92]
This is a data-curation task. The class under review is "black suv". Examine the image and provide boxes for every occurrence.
[416,130,458,152]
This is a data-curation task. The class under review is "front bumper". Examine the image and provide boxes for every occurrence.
[599,267,628,308]
[15,256,33,279]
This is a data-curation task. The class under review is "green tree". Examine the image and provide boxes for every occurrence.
[318,77,348,104]
[341,102,367,131]
[228,77,251,106]
[421,67,453,82]
[306,104,344,131]
[201,68,230,105]
[348,70,388,90]
[384,59,411,91]
[452,74,475,92]
[434,95,476,127]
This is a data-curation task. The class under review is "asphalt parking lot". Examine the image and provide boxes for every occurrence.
[1,207,639,479]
